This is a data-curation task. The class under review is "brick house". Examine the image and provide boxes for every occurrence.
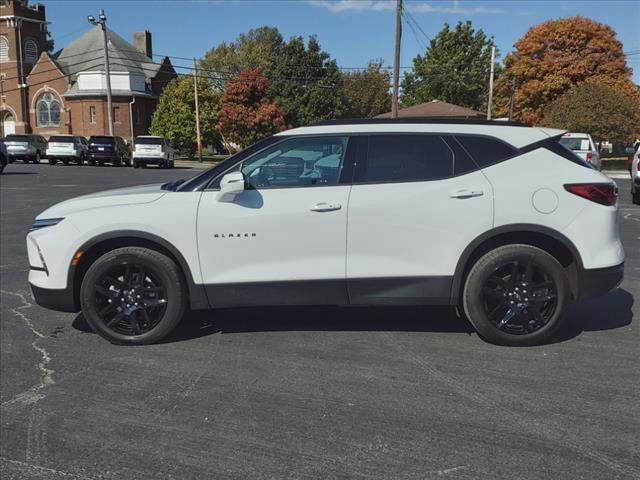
[1,0,176,141]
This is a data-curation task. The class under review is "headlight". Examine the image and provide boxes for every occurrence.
[30,218,64,232]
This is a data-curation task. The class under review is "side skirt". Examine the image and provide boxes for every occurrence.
[203,276,454,308]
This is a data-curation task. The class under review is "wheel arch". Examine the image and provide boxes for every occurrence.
[70,230,209,311]
[451,224,583,304]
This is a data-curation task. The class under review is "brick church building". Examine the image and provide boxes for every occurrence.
[0,0,176,140]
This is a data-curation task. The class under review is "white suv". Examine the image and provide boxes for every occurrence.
[27,119,624,346]
[132,136,175,169]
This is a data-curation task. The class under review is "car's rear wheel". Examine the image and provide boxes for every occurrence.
[48,158,56,165]
[34,152,41,164]
[77,154,85,166]
[80,247,187,345]
[463,244,570,346]
[632,190,640,205]
[62,159,69,166]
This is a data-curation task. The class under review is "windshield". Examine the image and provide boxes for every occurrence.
[5,135,31,142]
[135,137,164,145]
[49,136,74,143]
[89,136,115,144]
[559,137,591,151]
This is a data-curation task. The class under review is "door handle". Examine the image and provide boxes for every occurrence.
[450,189,484,199]
[310,202,342,212]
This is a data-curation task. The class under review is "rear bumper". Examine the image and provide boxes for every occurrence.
[576,262,624,300]
[30,282,79,313]
[88,152,118,162]
[133,156,167,164]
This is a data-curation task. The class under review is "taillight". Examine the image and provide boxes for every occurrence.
[160,144,165,152]
[585,152,593,162]
[564,183,617,206]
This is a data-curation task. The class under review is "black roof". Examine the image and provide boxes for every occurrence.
[314,117,527,127]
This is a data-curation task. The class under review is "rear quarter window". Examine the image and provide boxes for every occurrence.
[48,136,73,143]
[454,135,519,168]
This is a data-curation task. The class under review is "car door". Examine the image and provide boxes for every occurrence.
[346,134,494,305]
[196,135,355,307]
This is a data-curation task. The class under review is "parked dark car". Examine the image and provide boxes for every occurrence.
[87,136,131,167]
[4,134,48,163]
[0,138,7,174]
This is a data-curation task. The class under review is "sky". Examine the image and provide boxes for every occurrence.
[44,0,640,83]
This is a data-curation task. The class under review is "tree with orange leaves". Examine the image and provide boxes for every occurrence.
[494,16,638,125]
[217,68,287,149]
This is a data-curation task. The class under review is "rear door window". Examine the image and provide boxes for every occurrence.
[360,134,453,183]
[49,136,74,143]
[455,135,519,168]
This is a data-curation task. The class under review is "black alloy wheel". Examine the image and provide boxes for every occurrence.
[463,244,570,346]
[92,262,168,336]
[480,260,557,335]
[80,247,187,345]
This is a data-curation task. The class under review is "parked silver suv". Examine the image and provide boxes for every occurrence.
[4,134,48,163]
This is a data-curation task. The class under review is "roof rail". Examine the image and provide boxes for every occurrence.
[313,117,528,127]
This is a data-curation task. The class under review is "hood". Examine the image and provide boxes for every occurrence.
[37,184,168,219]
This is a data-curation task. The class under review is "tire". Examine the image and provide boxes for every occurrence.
[632,190,640,205]
[34,152,41,164]
[77,155,85,166]
[462,244,570,346]
[62,159,69,166]
[80,247,187,345]
[133,162,139,169]
[23,157,31,164]
[48,158,57,165]
[98,161,104,167]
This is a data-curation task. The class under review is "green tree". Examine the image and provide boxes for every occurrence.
[401,21,497,111]
[150,76,220,156]
[217,68,287,149]
[199,26,283,91]
[495,16,639,125]
[540,83,640,143]
[343,61,391,118]
[270,35,349,126]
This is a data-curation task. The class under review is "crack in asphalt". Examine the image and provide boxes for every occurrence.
[0,290,55,410]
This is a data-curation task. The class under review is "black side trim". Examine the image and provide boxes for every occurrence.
[520,134,592,169]
[29,265,48,272]
[30,283,78,313]
[451,224,584,304]
[206,279,348,308]
[71,231,209,310]
[348,276,453,305]
[576,262,624,300]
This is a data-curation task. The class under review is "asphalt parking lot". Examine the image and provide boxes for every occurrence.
[1,163,639,480]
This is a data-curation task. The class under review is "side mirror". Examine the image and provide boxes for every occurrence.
[216,171,245,202]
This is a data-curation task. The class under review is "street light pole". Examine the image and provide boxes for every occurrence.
[88,9,114,136]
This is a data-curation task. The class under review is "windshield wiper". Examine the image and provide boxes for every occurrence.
[161,179,186,191]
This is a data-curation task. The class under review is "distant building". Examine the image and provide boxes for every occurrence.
[376,99,485,119]
[0,0,177,140]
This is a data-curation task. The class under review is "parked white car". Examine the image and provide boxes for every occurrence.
[559,132,601,170]
[132,136,174,169]
[46,135,88,166]
[631,142,640,205]
[27,119,624,346]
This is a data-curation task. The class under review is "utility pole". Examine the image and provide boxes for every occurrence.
[193,58,202,163]
[508,77,516,121]
[88,10,113,136]
[392,0,402,118]
[486,45,496,120]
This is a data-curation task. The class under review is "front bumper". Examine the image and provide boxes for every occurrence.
[30,282,78,313]
[576,262,624,300]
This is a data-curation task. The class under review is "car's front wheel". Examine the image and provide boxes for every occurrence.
[80,247,187,345]
[462,244,570,346]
